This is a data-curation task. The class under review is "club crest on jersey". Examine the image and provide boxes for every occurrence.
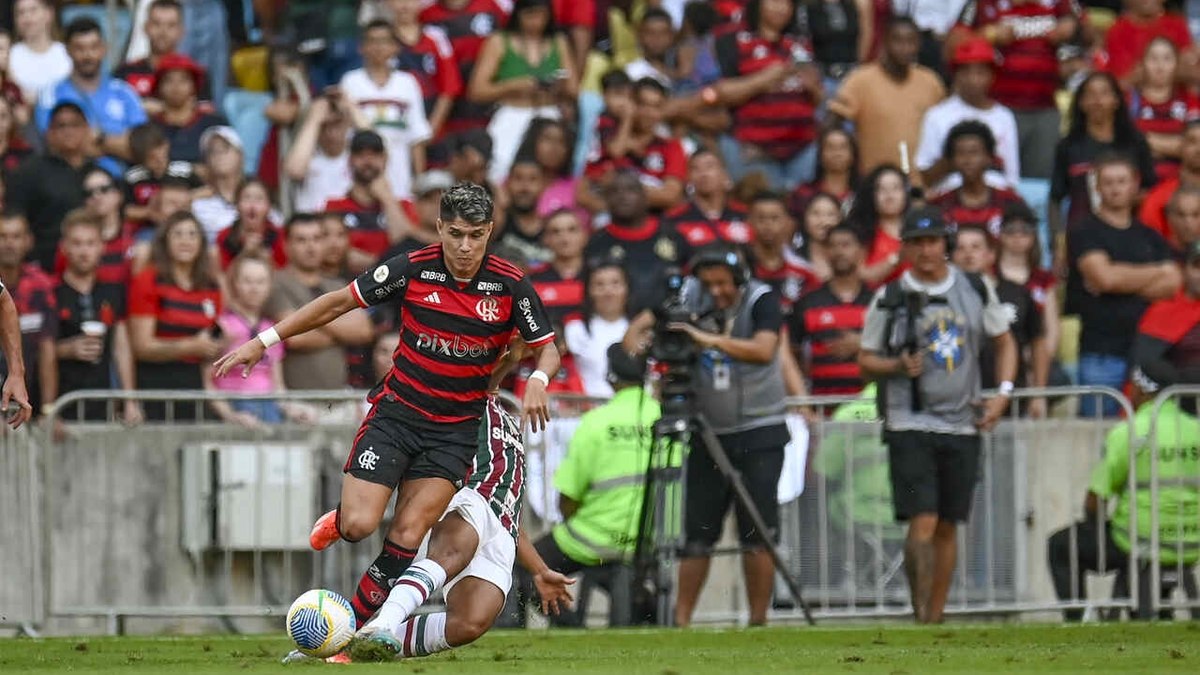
[655,237,678,261]
[201,299,216,319]
[373,265,389,283]
[475,297,501,322]
[645,152,664,172]
[470,13,493,36]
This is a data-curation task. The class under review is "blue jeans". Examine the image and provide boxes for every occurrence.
[1077,352,1128,418]
[180,0,230,108]
[719,134,817,191]
[231,398,284,424]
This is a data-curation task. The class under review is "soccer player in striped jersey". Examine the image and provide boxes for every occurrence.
[214,182,560,628]
[349,394,574,660]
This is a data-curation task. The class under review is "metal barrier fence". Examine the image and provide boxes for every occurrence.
[4,385,1199,634]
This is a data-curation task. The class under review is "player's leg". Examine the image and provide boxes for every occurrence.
[927,433,983,624]
[675,441,732,628]
[886,431,940,623]
[730,443,785,626]
[368,510,480,633]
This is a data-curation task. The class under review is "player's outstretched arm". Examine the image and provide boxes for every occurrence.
[516,530,575,615]
[214,287,361,378]
[520,341,560,433]
[0,289,31,428]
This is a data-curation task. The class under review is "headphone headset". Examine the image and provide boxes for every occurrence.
[688,245,751,287]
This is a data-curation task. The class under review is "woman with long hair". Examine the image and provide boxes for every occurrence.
[468,0,579,185]
[563,261,631,397]
[997,203,1060,394]
[8,0,70,101]
[1049,71,1157,234]
[790,126,859,215]
[128,211,223,420]
[846,164,909,286]
[215,179,286,270]
[1129,36,1197,184]
[515,117,580,216]
[796,191,842,280]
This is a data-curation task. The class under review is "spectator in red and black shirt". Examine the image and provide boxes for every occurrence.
[150,52,227,165]
[790,224,871,396]
[848,164,910,286]
[123,123,201,227]
[1130,37,1200,185]
[1104,0,1192,85]
[128,211,223,421]
[666,149,752,255]
[0,213,56,416]
[390,0,464,144]
[928,120,1028,240]
[53,169,136,286]
[789,126,859,215]
[420,0,512,138]
[216,179,288,270]
[746,190,820,315]
[54,211,140,423]
[950,0,1080,180]
[997,201,1060,368]
[584,170,685,314]
[529,208,587,325]
[115,0,212,112]
[582,77,687,212]
[713,0,822,190]
[323,130,422,260]
[0,97,31,176]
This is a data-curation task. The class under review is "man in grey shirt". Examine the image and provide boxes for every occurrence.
[858,207,1017,624]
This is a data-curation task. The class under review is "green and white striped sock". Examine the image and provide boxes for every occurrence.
[395,612,449,657]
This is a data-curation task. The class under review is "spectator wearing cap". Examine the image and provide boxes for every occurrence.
[949,0,1080,181]
[284,89,370,214]
[115,0,211,111]
[710,0,823,191]
[339,19,433,200]
[35,18,147,178]
[830,16,945,179]
[7,100,99,271]
[665,149,752,255]
[859,205,1017,624]
[150,53,227,165]
[927,121,1029,240]
[323,129,422,261]
[388,0,464,148]
[1139,120,1200,243]
[1068,153,1180,417]
[916,36,1020,191]
[1104,0,1193,85]
[191,126,248,242]
[1130,37,1200,186]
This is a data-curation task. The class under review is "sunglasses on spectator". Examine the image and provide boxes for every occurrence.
[84,184,117,198]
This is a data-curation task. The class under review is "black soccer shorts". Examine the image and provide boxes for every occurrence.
[343,396,477,489]
[885,430,981,523]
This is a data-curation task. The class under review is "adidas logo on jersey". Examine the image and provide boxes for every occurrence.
[424,292,442,304]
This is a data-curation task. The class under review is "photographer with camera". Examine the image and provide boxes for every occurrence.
[624,244,790,628]
[858,207,1017,624]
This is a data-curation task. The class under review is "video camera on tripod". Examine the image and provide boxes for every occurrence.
[650,267,700,419]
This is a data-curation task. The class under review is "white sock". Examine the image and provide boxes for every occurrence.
[367,559,448,633]
[394,612,450,657]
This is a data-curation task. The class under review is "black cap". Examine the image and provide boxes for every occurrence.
[49,99,87,121]
[901,207,952,241]
[606,343,647,385]
[349,129,386,154]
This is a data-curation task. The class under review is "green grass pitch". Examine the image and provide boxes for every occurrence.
[0,623,1197,674]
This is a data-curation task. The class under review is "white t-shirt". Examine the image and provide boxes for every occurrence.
[9,42,71,100]
[295,150,352,214]
[564,315,631,398]
[915,94,1021,189]
[339,69,432,199]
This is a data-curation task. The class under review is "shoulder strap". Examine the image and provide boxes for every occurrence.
[964,272,988,304]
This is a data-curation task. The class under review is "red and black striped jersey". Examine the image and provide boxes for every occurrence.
[351,244,555,427]
[396,25,463,128]
[1130,88,1200,183]
[790,282,873,395]
[324,194,420,258]
[663,199,754,253]
[584,134,688,189]
[470,397,525,539]
[715,29,818,160]
[955,0,1081,111]
[753,249,823,315]
[128,266,221,363]
[527,262,584,326]
[419,0,511,135]
[54,221,136,286]
[929,186,1027,240]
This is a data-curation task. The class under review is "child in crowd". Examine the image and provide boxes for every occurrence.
[124,123,201,226]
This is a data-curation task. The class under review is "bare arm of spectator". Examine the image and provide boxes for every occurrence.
[467,35,540,103]
[129,317,220,362]
[283,97,333,182]
[111,320,143,424]
[554,34,581,101]
[96,131,135,162]
[367,174,415,243]
[412,141,427,177]
[37,337,56,414]
[714,62,792,108]
[568,27,592,84]
[1146,132,1183,161]
[1040,290,1061,376]
[429,94,454,139]
[856,0,873,62]
[1077,252,1181,298]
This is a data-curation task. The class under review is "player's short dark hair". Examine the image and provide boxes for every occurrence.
[148,0,182,16]
[943,120,996,162]
[285,212,323,238]
[129,123,168,164]
[600,69,632,92]
[744,0,798,34]
[641,7,673,26]
[64,17,103,43]
[886,14,920,35]
[683,0,720,37]
[451,129,493,162]
[440,183,495,226]
[828,223,863,246]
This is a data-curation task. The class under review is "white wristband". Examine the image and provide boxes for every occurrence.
[998,380,1015,397]
[257,327,281,348]
[529,370,550,387]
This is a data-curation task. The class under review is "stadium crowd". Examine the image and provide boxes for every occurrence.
[0,0,1196,431]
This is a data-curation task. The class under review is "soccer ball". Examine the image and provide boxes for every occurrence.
[286,589,357,658]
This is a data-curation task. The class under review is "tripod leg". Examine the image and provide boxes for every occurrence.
[694,417,816,626]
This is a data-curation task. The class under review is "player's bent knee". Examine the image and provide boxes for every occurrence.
[445,614,492,647]
[337,511,379,543]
